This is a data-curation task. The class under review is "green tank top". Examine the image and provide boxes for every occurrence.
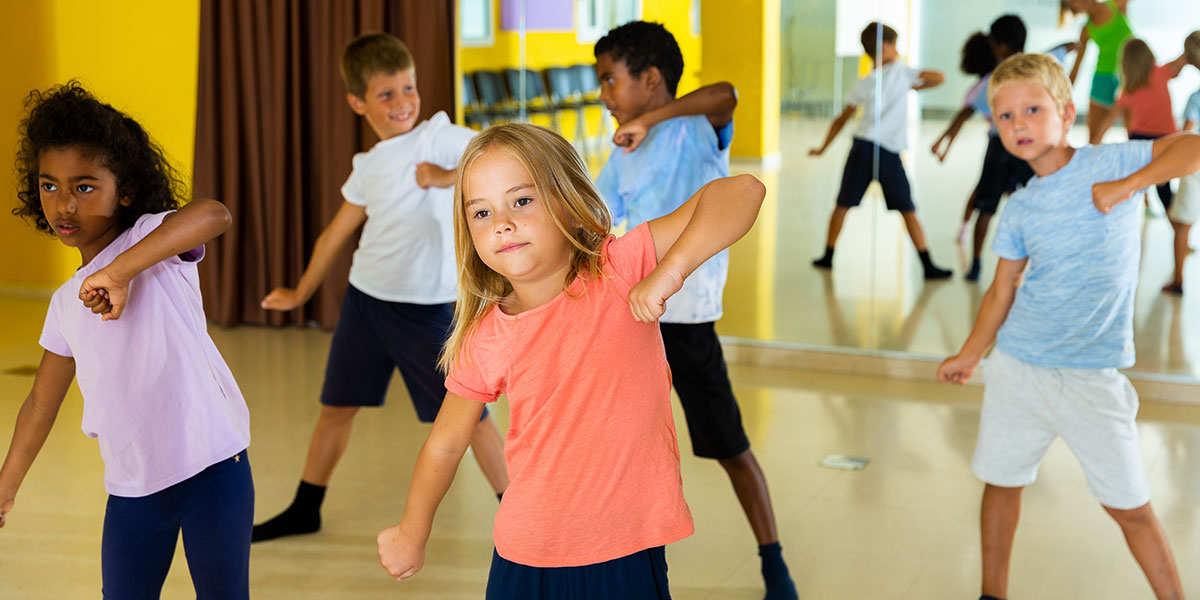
[1085,0,1133,75]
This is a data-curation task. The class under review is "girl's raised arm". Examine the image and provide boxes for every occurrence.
[628,174,765,322]
[79,199,232,321]
[377,392,485,581]
[0,351,76,528]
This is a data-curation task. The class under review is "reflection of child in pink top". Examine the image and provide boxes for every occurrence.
[448,222,692,567]
[1117,64,1178,137]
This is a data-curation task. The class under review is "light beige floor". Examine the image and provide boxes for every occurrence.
[720,116,1200,379]
[3,294,1200,598]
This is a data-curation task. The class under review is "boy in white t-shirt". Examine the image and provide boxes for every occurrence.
[252,33,508,542]
[809,22,952,279]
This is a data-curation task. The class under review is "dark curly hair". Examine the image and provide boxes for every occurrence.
[13,81,185,234]
[594,21,684,96]
[961,31,998,76]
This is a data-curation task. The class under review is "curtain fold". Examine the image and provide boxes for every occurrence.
[194,0,456,327]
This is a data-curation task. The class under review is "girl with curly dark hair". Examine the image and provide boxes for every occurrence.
[0,82,254,598]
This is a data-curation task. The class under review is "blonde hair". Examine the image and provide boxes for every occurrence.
[340,33,414,97]
[439,123,612,373]
[1119,38,1155,95]
[1185,31,1200,69]
[988,53,1074,114]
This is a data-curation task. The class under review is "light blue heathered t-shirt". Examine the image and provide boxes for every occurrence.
[595,115,733,324]
[993,141,1153,369]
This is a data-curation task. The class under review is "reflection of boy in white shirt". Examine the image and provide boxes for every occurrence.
[808,22,952,279]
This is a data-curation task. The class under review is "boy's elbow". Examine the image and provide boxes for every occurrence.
[717,81,738,109]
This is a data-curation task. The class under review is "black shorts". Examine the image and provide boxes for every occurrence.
[320,285,485,422]
[486,546,669,599]
[660,322,751,460]
[974,135,1034,215]
[1130,132,1174,210]
[836,137,916,212]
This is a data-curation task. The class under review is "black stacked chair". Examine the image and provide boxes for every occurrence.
[471,70,517,125]
[504,68,559,130]
[461,73,488,130]
[545,66,591,159]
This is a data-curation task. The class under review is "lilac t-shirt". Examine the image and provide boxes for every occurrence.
[39,212,250,497]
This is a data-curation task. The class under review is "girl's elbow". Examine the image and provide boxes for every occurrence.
[202,200,233,234]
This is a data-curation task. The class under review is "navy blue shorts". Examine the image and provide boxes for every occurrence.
[837,137,915,212]
[1130,132,1174,210]
[102,450,253,599]
[321,285,485,422]
[661,322,751,460]
[485,546,671,599]
[973,135,1034,215]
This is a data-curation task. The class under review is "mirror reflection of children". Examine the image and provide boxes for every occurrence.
[1163,31,1200,295]
[0,83,253,598]
[938,53,1200,600]
[810,22,952,279]
[1116,38,1190,213]
[375,123,766,598]
[1061,0,1133,144]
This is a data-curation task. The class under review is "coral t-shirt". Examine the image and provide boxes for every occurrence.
[446,223,694,567]
[1117,65,1177,137]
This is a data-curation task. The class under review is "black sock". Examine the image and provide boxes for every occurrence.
[919,250,952,279]
[251,481,326,542]
[812,246,834,268]
[758,542,798,599]
[965,257,982,281]
[979,596,1006,600]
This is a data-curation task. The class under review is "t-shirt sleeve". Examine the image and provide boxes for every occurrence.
[714,119,734,151]
[130,211,204,264]
[427,112,477,168]
[992,200,1027,260]
[970,76,992,116]
[1112,140,1154,181]
[606,222,658,288]
[845,74,871,107]
[38,293,72,358]
[1184,92,1200,125]
[445,337,501,404]
[341,154,367,207]
[906,65,923,88]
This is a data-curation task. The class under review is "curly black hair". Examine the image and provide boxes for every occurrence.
[594,21,684,96]
[13,81,185,234]
[961,31,998,76]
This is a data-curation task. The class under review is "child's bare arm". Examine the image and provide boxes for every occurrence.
[79,199,232,321]
[1069,28,1090,85]
[628,175,765,322]
[1167,53,1189,78]
[932,107,976,161]
[261,200,367,311]
[914,70,945,91]
[0,351,75,528]
[415,162,456,189]
[1094,133,1200,213]
[937,258,1027,384]
[378,393,483,581]
[809,105,857,156]
[613,82,738,152]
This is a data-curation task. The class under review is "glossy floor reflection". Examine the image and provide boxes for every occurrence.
[721,115,1200,379]
[2,294,1200,598]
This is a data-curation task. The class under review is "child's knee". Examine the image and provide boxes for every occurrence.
[1104,501,1155,527]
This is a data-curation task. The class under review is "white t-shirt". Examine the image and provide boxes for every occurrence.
[340,111,476,303]
[845,62,922,154]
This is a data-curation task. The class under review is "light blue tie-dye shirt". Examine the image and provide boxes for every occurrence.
[595,115,733,324]
[993,141,1153,369]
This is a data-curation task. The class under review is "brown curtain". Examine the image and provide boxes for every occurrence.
[194,0,456,327]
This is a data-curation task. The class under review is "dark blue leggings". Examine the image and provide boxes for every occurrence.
[486,546,671,599]
[101,449,253,599]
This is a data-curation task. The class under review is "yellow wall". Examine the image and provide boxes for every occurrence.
[0,0,200,290]
[701,0,780,159]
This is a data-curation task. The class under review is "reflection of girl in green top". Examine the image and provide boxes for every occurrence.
[1061,0,1133,144]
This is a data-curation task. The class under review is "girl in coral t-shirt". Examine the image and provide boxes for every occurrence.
[1117,37,1190,211]
[375,123,764,598]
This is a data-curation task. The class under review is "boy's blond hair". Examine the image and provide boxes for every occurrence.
[1119,38,1156,95]
[439,123,612,373]
[988,53,1073,113]
[340,33,413,98]
[1185,31,1200,68]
